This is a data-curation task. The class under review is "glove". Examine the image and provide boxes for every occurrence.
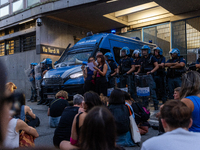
[123,73,127,76]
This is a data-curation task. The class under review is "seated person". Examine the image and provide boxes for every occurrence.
[108,89,135,147]
[53,94,84,148]
[48,90,69,128]
[3,96,39,149]
[60,91,102,150]
[124,92,150,135]
[173,87,181,100]
[75,106,124,150]
[141,100,200,150]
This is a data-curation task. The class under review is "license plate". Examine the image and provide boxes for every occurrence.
[136,87,150,96]
[47,95,55,99]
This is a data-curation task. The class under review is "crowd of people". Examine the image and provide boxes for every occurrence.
[1,45,200,150]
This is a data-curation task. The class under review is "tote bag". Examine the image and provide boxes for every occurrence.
[126,102,141,143]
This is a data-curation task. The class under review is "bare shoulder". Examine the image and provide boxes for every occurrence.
[181,98,194,111]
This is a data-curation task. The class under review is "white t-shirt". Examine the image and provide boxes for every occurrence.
[3,118,19,149]
[141,128,200,150]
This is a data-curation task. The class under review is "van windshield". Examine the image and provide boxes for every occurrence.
[63,51,92,63]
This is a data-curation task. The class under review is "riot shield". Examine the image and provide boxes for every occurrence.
[24,67,33,82]
[34,64,42,90]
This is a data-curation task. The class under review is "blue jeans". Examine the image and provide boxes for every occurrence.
[168,77,182,99]
[154,75,167,103]
[116,131,136,147]
[118,75,136,99]
[49,116,61,128]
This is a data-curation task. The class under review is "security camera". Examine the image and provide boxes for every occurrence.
[37,18,42,26]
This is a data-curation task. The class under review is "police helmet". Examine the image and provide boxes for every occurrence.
[120,47,130,57]
[41,58,52,65]
[141,45,151,54]
[153,47,163,55]
[30,62,38,66]
[104,52,114,61]
[132,49,141,57]
[169,48,180,57]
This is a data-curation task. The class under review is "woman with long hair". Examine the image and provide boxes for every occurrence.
[179,71,200,132]
[94,54,108,96]
[60,91,102,150]
[79,106,123,150]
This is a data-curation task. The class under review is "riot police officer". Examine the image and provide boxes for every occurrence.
[41,58,53,76]
[104,52,117,88]
[38,58,53,105]
[165,48,186,99]
[117,47,135,99]
[139,45,159,110]
[153,47,167,103]
[132,49,142,75]
[29,63,38,102]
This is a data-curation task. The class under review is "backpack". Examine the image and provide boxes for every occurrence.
[131,102,150,125]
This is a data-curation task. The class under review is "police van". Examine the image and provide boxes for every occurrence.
[42,33,156,100]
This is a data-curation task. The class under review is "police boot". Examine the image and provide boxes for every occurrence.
[42,100,49,105]
[28,96,34,102]
[37,98,44,105]
[31,96,37,102]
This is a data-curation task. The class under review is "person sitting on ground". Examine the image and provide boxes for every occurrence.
[3,96,39,149]
[141,100,200,150]
[60,91,102,150]
[12,93,39,128]
[124,92,150,135]
[108,89,135,147]
[174,87,181,100]
[5,82,17,97]
[53,94,84,148]
[79,106,124,150]
[180,71,200,132]
[48,90,69,128]
[100,93,109,106]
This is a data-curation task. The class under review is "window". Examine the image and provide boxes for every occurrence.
[13,0,23,12]
[6,39,20,55]
[22,34,36,51]
[0,42,5,56]
[0,0,8,5]
[0,30,5,37]
[0,5,9,17]
[27,0,40,7]
[113,47,122,63]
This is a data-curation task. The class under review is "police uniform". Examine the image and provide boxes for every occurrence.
[154,56,167,103]
[118,57,135,99]
[140,54,159,108]
[196,58,200,73]
[108,61,117,88]
[166,57,186,99]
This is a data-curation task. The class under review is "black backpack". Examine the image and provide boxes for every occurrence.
[131,102,150,125]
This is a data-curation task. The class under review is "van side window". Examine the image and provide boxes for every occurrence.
[100,48,110,55]
[113,47,122,63]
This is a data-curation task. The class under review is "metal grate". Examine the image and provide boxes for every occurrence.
[43,78,64,85]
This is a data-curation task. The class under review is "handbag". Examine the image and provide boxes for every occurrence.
[19,131,35,147]
[125,102,141,143]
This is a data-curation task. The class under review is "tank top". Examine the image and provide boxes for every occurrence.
[186,96,200,132]
[3,118,19,149]
[85,67,93,81]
